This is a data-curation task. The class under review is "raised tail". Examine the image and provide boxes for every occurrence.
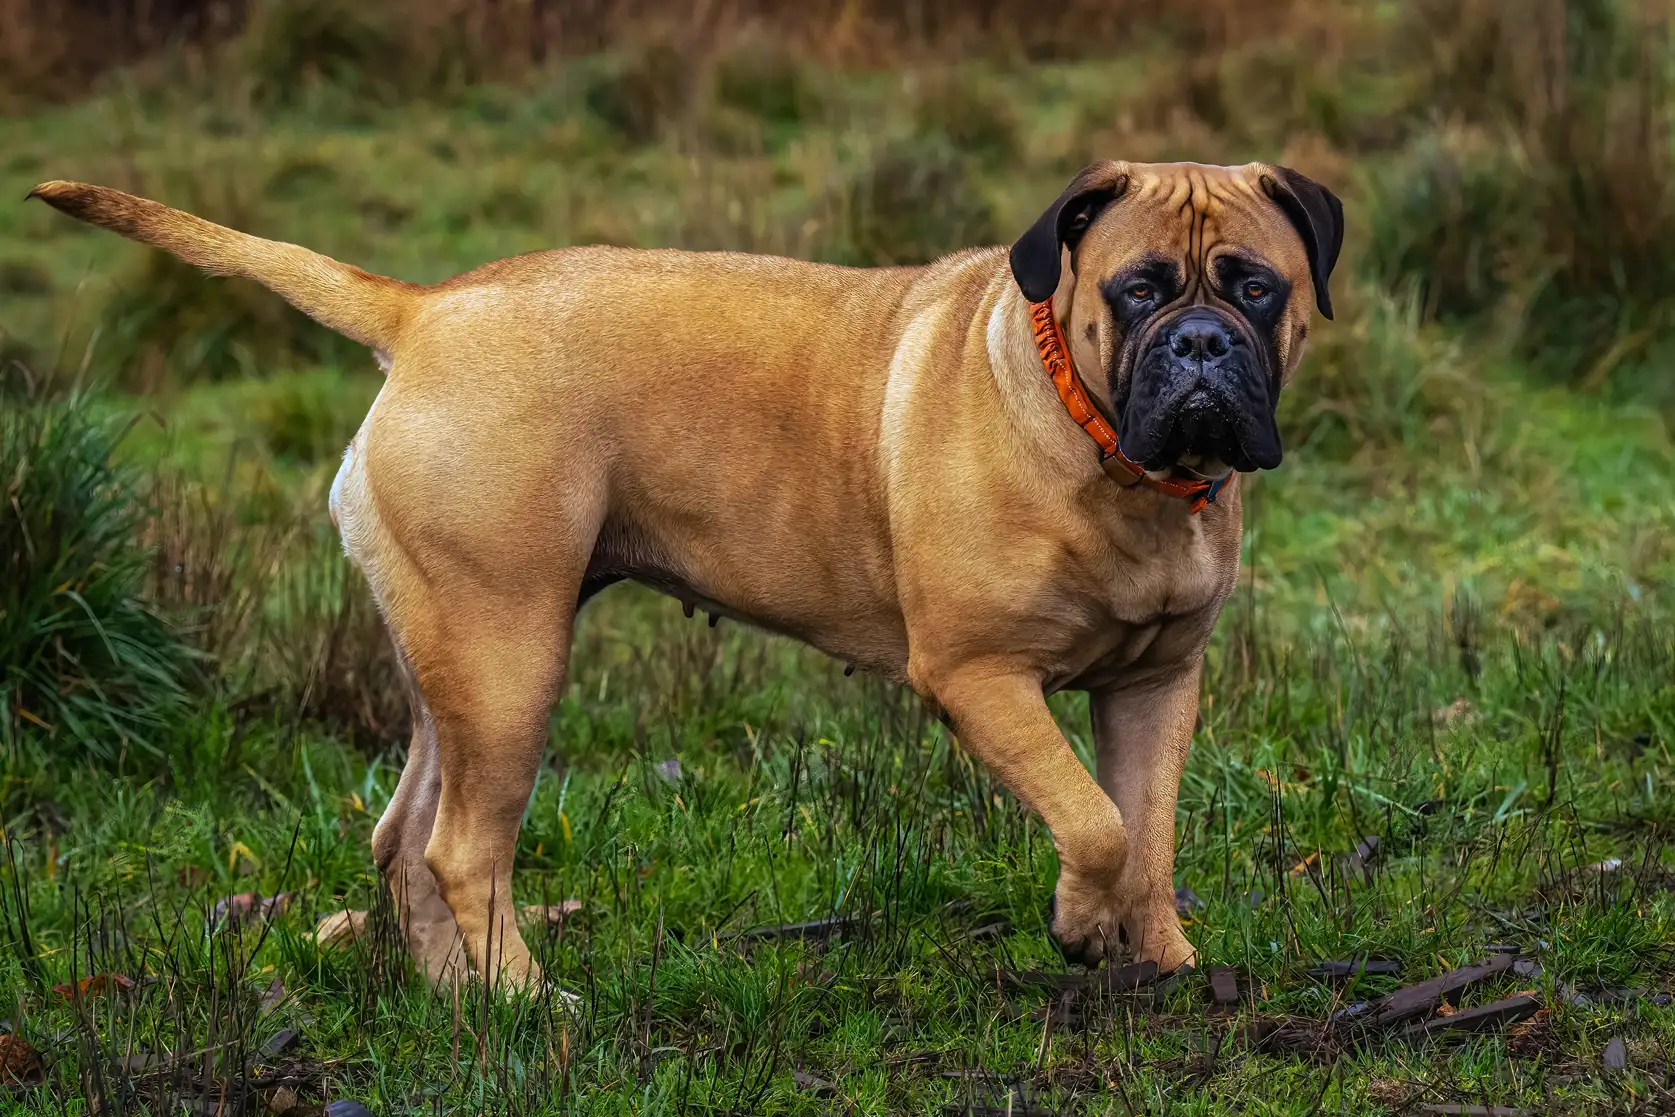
[28,180,416,356]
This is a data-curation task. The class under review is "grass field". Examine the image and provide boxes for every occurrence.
[2,2,1675,1113]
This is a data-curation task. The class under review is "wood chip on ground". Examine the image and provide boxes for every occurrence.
[1404,994,1541,1037]
[1349,954,1516,1029]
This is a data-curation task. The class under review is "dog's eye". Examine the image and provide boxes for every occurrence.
[1126,282,1154,303]
[1242,281,1270,300]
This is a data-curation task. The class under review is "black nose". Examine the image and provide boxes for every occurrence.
[1166,311,1236,362]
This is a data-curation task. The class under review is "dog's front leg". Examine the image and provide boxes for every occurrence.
[1089,663,1201,973]
[930,665,1129,966]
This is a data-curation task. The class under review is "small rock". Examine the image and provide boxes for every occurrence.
[1342,835,1382,874]
[792,1069,836,1095]
[1209,965,1239,1006]
[1602,1037,1628,1071]
[326,1103,375,1117]
[1173,886,1203,914]
[313,910,368,949]
[267,1086,299,1113]
[258,975,287,1015]
[519,899,583,927]
[259,1028,300,1060]
[212,891,293,929]
[1587,858,1623,873]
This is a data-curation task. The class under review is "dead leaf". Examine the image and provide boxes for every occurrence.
[1505,1008,1552,1056]
[313,910,368,949]
[52,973,137,1001]
[0,1033,44,1085]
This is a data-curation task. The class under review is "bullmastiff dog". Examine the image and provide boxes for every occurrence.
[30,160,1342,988]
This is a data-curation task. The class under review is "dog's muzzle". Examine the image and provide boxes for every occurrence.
[1119,308,1283,474]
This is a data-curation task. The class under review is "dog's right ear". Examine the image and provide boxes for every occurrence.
[1009,164,1130,303]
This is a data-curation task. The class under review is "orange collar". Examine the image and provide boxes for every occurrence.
[1027,299,1230,513]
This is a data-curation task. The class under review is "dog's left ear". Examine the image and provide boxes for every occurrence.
[1260,166,1344,320]
[1009,163,1130,303]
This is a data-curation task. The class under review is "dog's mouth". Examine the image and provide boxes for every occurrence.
[1117,312,1283,475]
[1128,379,1278,474]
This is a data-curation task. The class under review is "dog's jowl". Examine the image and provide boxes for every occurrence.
[31,160,1341,987]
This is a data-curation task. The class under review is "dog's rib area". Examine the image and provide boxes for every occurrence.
[581,517,910,680]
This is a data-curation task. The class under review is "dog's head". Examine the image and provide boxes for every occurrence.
[1010,161,1342,476]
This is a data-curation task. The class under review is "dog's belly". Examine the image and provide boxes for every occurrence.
[583,521,914,682]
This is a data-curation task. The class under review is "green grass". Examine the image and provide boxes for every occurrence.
[2,22,1674,1117]
[3,591,1672,1113]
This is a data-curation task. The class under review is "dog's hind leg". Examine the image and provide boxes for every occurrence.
[370,650,467,985]
[338,439,468,984]
[338,409,600,991]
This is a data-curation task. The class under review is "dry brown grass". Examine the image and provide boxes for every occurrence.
[1,0,1295,105]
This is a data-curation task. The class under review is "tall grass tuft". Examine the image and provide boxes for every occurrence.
[1370,0,1675,372]
[241,0,410,107]
[0,382,194,765]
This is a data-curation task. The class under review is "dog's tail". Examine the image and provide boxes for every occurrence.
[28,180,415,355]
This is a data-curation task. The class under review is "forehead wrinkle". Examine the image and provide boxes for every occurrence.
[1110,165,1300,291]
[1185,168,1216,294]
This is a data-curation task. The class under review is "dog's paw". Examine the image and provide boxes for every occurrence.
[1047,884,1119,968]
[1048,888,1197,973]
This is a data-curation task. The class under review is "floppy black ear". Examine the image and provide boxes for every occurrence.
[1009,165,1130,304]
[1261,166,1344,320]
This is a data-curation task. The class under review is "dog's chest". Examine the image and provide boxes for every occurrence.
[1049,515,1236,689]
